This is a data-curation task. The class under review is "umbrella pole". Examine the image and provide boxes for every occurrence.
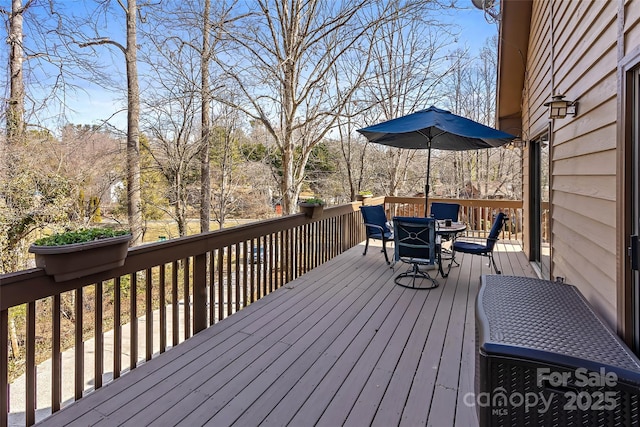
[424,139,432,217]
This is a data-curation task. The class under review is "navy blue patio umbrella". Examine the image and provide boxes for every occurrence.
[357,106,516,215]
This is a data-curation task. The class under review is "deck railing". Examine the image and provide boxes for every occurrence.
[380,196,524,241]
[0,197,522,426]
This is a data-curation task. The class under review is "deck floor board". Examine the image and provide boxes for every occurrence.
[39,240,536,427]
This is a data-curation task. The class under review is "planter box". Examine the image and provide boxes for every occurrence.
[29,234,132,282]
[298,203,324,219]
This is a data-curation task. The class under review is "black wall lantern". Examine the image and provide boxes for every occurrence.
[543,95,578,119]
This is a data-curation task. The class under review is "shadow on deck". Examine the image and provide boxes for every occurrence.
[39,240,536,426]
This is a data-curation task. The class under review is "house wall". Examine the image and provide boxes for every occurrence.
[523,0,619,325]
[521,0,552,262]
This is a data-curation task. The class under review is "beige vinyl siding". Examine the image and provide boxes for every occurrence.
[524,0,618,324]
[625,0,640,54]
[520,0,552,260]
[527,0,552,134]
[553,125,616,159]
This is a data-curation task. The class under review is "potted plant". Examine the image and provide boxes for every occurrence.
[356,190,373,201]
[298,197,325,219]
[29,227,132,282]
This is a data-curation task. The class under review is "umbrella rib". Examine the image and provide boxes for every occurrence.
[417,129,446,142]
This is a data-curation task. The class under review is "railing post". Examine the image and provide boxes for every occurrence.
[193,253,208,334]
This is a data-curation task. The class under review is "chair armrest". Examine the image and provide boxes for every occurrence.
[363,222,392,239]
[363,222,385,232]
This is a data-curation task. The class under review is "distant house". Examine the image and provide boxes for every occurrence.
[496,0,640,349]
[110,180,125,204]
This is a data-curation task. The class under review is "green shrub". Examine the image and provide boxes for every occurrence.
[300,197,325,205]
[33,227,130,246]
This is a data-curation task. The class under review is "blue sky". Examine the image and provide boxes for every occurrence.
[60,4,498,130]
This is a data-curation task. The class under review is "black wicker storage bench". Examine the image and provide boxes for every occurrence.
[475,275,640,427]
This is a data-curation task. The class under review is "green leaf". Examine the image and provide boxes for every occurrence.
[33,228,130,246]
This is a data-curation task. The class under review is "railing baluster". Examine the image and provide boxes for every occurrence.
[74,289,83,401]
[26,301,36,425]
[286,229,293,283]
[283,230,289,286]
[114,277,122,379]
[294,228,300,279]
[172,261,179,347]
[323,220,328,262]
[52,294,61,412]
[303,223,309,274]
[226,247,232,316]
[130,272,137,371]
[193,253,207,334]
[95,282,103,389]
[260,236,267,298]
[276,232,282,290]
[159,264,166,353]
[183,258,191,340]
[242,242,248,308]
[272,233,277,291]
[314,222,320,268]
[209,253,216,325]
[145,268,153,361]
[249,240,256,304]
[277,233,284,290]
[217,250,224,322]
[235,243,240,312]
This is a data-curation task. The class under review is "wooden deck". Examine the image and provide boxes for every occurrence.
[38,240,536,427]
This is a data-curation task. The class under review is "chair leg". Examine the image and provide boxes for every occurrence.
[444,249,457,278]
[382,239,390,265]
[489,253,501,274]
[363,237,370,256]
[437,248,447,278]
[394,264,438,289]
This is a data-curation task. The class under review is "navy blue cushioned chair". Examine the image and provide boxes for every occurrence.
[430,202,461,267]
[429,202,460,221]
[360,205,393,264]
[392,216,439,289]
[450,212,506,274]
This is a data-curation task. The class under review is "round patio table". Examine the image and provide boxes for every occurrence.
[436,221,467,277]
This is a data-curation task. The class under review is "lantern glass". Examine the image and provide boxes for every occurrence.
[549,100,568,118]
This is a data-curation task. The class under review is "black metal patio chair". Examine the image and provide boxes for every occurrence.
[392,216,439,289]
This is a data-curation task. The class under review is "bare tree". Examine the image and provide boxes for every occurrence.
[355,2,457,197]
[437,36,521,199]
[2,0,33,143]
[213,0,406,214]
[143,0,246,231]
[63,0,144,245]
[210,104,244,227]
[200,0,212,232]
[141,67,201,236]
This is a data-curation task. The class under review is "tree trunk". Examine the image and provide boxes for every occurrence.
[281,144,295,214]
[125,0,143,246]
[200,0,211,233]
[7,0,26,144]
[9,317,20,358]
